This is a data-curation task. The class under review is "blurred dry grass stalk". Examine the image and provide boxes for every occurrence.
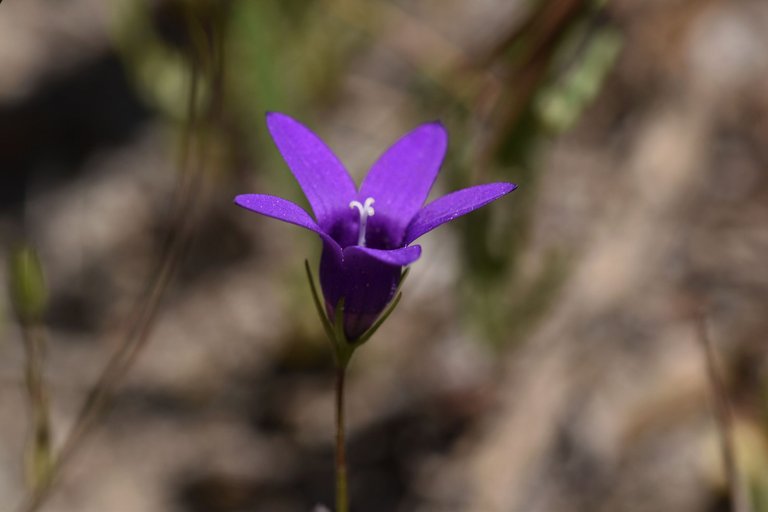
[0,0,767,511]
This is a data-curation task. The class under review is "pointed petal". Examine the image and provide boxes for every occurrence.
[234,194,341,254]
[403,183,517,244]
[359,122,448,244]
[266,112,357,229]
[345,245,422,267]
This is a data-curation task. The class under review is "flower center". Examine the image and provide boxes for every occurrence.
[349,197,375,246]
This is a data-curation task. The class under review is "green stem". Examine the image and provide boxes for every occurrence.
[335,366,349,512]
[22,324,52,490]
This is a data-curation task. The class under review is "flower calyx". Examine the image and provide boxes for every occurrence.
[305,260,408,369]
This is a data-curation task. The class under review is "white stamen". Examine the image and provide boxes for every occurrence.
[349,197,375,246]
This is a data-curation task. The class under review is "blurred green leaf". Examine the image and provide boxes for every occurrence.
[112,1,210,121]
[536,27,622,133]
[9,246,48,325]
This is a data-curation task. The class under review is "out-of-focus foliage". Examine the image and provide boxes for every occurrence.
[536,24,622,133]
[8,246,48,326]
[112,0,367,208]
[741,418,768,511]
[8,246,53,495]
[453,0,621,344]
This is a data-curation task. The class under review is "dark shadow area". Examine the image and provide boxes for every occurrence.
[168,353,474,512]
[0,50,152,211]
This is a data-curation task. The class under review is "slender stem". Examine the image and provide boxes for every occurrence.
[695,317,751,512]
[21,324,52,490]
[335,366,349,512]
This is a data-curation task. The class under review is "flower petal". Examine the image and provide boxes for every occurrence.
[403,182,517,244]
[319,245,419,340]
[358,122,448,244]
[266,112,357,229]
[345,245,422,267]
[234,194,341,255]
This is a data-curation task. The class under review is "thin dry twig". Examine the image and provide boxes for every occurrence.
[695,316,752,512]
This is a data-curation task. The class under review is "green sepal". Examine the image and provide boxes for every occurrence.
[304,260,334,343]
[332,298,355,368]
[304,263,412,369]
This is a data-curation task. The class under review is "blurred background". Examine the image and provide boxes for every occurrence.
[1,0,768,511]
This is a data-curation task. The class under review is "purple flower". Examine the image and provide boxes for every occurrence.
[235,113,516,340]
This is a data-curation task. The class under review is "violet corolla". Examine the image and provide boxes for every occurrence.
[235,113,516,345]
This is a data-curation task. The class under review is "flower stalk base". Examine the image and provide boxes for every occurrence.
[335,367,349,512]
[305,261,410,511]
